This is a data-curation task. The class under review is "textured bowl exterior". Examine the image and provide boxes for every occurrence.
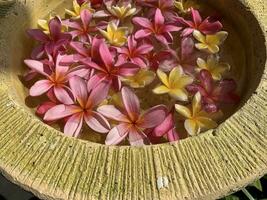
[0,0,266,199]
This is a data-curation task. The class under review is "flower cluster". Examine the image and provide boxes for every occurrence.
[24,0,240,145]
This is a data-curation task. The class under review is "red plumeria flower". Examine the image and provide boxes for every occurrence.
[98,87,167,146]
[24,54,89,104]
[63,9,97,43]
[82,41,139,91]
[174,8,222,37]
[151,112,179,142]
[133,8,181,45]
[116,36,153,68]
[27,17,72,59]
[44,76,111,137]
[187,70,240,113]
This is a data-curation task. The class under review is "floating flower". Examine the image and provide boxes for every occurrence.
[175,92,218,136]
[174,0,199,14]
[44,76,111,137]
[151,112,179,142]
[98,87,167,145]
[99,22,128,46]
[106,3,137,20]
[116,36,153,67]
[174,8,222,37]
[63,9,97,42]
[24,54,89,104]
[153,67,193,101]
[133,8,181,45]
[121,69,156,88]
[196,55,230,80]
[193,30,228,54]
[65,0,94,19]
[187,70,240,113]
[27,18,72,59]
[82,41,139,91]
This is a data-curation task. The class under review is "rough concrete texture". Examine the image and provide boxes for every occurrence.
[0,0,266,199]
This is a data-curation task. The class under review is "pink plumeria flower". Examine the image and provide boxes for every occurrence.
[133,8,181,45]
[44,76,110,137]
[97,87,167,146]
[27,17,72,59]
[116,36,153,68]
[24,54,89,104]
[151,112,179,142]
[146,50,173,71]
[187,70,240,113]
[63,9,97,42]
[82,41,139,91]
[174,8,223,37]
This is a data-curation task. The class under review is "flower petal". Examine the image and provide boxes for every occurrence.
[44,104,81,121]
[24,59,49,77]
[175,104,192,118]
[27,29,49,42]
[193,30,206,43]
[197,117,218,130]
[64,113,83,137]
[97,105,128,122]
[29,80,53,96]
[105,123,129,145]
[99,42,114,70]
[84,111,110,133]
[138,105,167,128]
[128,129,147,146]
[185,119,200,136]
[152,113,174,137]
[169,89,188,101]
[166,128,179,142]
[153,85,170,94]
[135,29,152,39]
[69,76,88,107]
[121,87,140,121]
[192,92,202,116]
[156,69,169,87]
[88,81,110,107]
[54,86,74,105]
[154,8,164,28]
[132,17,152,29]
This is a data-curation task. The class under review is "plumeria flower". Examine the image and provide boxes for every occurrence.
[27,17,72,59]
[44,76,111,137]
[116,36,153,68]
[196,55,230,80]
[106,3,137,20]
[153,67,193,101]
[151,112,179,142]
[133,9,181,45]
[174,8,222,37]
[146,50,173,71]
[97,87,167,145]
[187,70,240,113]
[174,0,200,14]
[63,9,97,42]
[175,92,218,136]
[99,22,128,47]
[24,54,89,104]
[82,41,139,91]
[65,0,94,19]
[121,69,156,88]
[193,30,228,54]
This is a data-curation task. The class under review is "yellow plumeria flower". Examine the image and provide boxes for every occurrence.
[175,92,218,136]
[65,0,94,19]
[196,55,231,80]
[193,30,228,54]
[174,0,199,14]
[99,22,128,47]
[107,4,137,20]
[153,67,193,101]
[121,69,155,88]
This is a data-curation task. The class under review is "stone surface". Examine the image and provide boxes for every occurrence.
[0,0,266,200]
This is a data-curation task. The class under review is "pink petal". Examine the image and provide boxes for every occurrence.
[105,123,129,145]
[80,9,93,29]
[82,59,105,72]
[29,80,53,96]
[138,105,167,129]
[97,105,128,122]
[54,86,74,105]
[199,70,213,93]
[128,36,137,50]
[154,9,165,29]
[99,42,114,71]
[88,81,110,107]
[63,20,81,30]
[116,54,128,66]
[135,29,152,39]
[199,20,223,35]
[49,18,62,40]
[135,44,153,54]
[118,63,139,76]
[84,111,110,133]
[152,113,174,137]
[155,34,169,45]
[174,16,192,27]
[69,76,88,107]
[163,25,181,32]
[27,29,49,42]
[166,128,179,142]
[121,87,140,121]
[191,8,202,26]
[181,28,194,37]
[132,17,152,29]
[70,41,90,57]
[67,66,90,79]
[47,88,58,103]
[44,104,81,121]
[31,45,45,59]
[128,128,147,146]
[181,37,194,60]
[131,57,147,68]
[87,73,106,92]
[24,59,49,77]
[36,101,57,116]
[64,113,83,137]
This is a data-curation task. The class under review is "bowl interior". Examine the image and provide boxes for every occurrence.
[1,0,266,144]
